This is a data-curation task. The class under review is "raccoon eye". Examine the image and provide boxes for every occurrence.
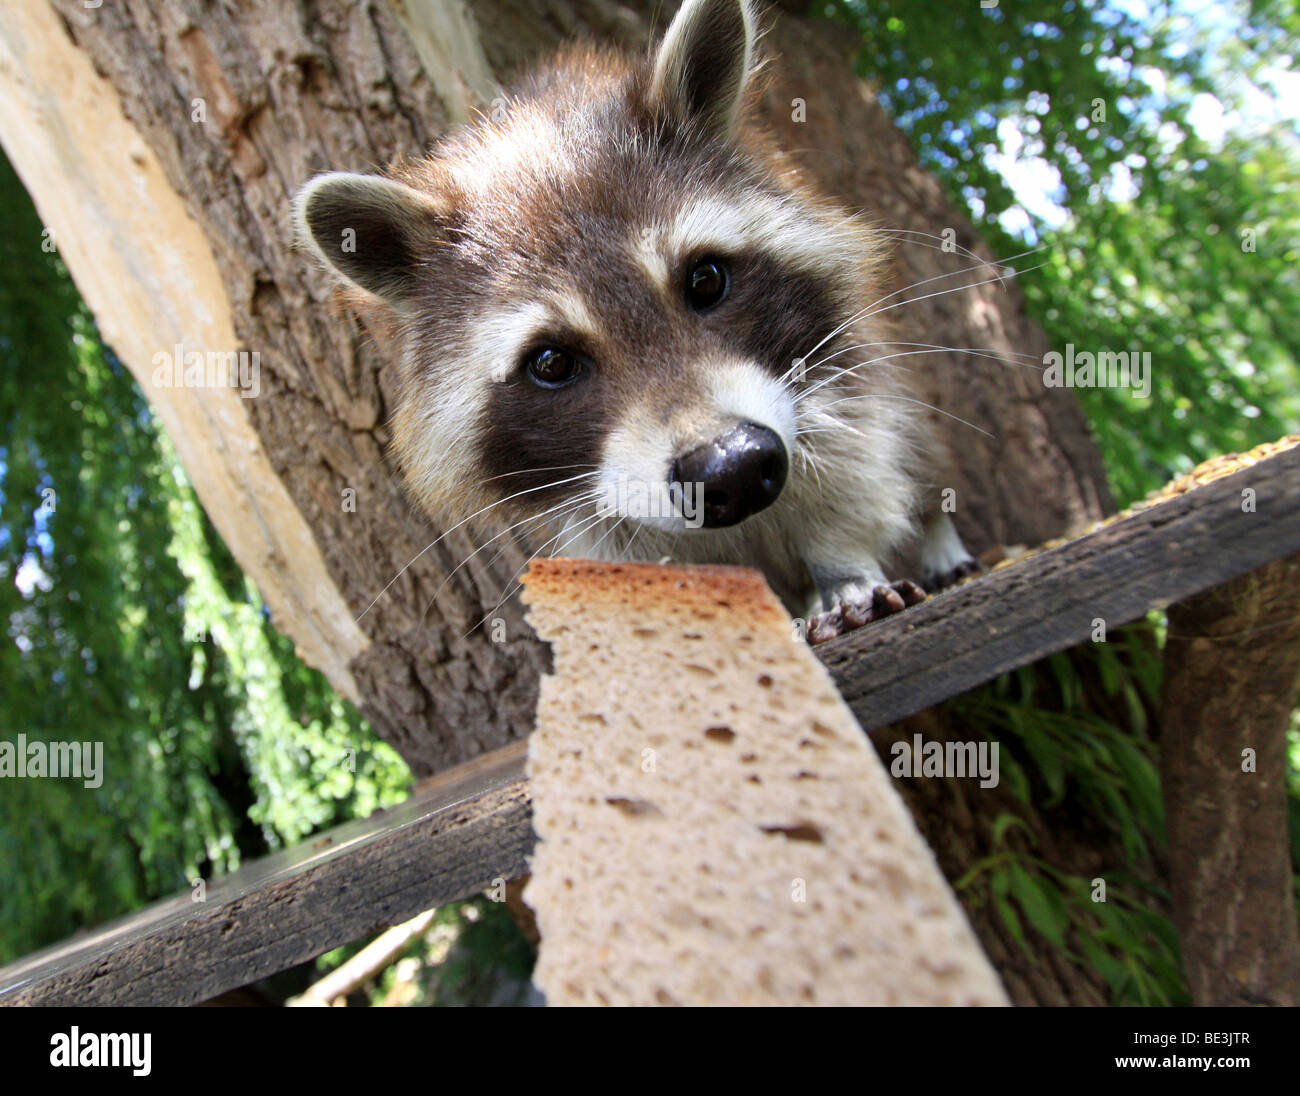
[524,346,583,388]
[686,258,729,311]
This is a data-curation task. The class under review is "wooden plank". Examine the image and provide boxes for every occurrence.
[4,441,1298,1006]
[1159,553,1300,1005]
[819,440,1300,733]
[0,741,529,1007]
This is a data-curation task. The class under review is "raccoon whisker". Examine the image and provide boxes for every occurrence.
[465,492,608,604]
[299,0,994,639]
[475,463,601,487]
[797,339,920,377]
[802,339,1044,382]
[418,488,605,624]
[620,518,647,558]
[578,509,629,560]
[783,243,1049,379]
[475,489,607,576]
[468,506,613,638]
[794,441,827,494]
[812,393,996,439]
[798,344,1045,404]
[798,358,919,403]
[861,262,1050,325]
[354,469,601,623]
[870,229,1005,282]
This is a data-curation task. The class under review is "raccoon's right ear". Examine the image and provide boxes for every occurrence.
[294,172,447,307]
[651,0,756,137]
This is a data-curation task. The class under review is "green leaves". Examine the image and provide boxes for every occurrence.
[833,0,1300,505]
[945,621,1186,1002]
[0,152,410,963]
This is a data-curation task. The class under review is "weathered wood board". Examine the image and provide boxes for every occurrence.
[3,441,1296,1006]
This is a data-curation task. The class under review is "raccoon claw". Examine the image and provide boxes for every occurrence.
[924,558,982,592]
[806,580,927,646]
[807,607,845,646]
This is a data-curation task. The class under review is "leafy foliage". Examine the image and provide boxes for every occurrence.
[825,0,1300,999]
[946,620,1187,1005]
[3,0,1299,1002]
[832,0,1300,503]
[0,154,408,963]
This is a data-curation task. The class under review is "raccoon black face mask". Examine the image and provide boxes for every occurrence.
[295,0,978,642]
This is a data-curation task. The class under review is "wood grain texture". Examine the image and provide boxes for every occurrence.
[1160,553,1300,1006]
[819,442,1300,735]
[3,446,1294,1007]
[24,0,1114,777]
[0,743,529,1007]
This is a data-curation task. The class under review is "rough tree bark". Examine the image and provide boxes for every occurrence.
[1160,553,1300,1006]
[0,0,1118,1002]
[0,0,1112,773]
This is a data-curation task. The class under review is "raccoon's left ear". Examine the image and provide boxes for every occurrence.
[650,0,756,138]
[293,172,448,308]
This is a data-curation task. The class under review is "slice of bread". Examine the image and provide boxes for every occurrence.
[521,559,1007,1006]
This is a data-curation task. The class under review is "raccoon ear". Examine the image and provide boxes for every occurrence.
[650,0,756,137]
[294,172,446,306]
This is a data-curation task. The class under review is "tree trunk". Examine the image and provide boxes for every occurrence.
[0,0,1117,1002]
[0,0,1112,776]
[1160,553,1300,1005]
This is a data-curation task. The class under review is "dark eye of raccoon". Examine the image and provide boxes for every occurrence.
[686,258,729,311]
[524,346,583,388]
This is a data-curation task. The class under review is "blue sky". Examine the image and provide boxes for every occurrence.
[988,0,1298,235]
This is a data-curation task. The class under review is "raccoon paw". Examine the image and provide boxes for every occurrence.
[806,580,927,646]
[922,558,982,592]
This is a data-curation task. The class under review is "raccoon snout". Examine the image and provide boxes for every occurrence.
[670,422,788,529]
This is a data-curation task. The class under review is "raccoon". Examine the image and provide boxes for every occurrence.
[294,0,978,643]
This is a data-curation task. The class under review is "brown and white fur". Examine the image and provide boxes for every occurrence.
[294,0,977,641]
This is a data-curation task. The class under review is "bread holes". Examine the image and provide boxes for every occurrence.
[521,560,1010,1005]
[632,627,658,638]
[758,821,824,843]
[605,796,664,818]
[683,662,717,677]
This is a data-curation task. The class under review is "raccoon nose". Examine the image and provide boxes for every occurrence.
[670,422,788,528]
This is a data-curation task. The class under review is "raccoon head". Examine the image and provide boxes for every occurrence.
[296,0,888,541]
